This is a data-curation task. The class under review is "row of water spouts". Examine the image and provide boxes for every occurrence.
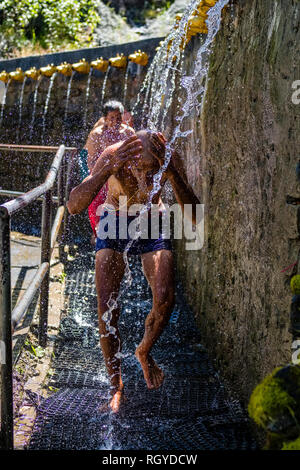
[0,51,149,143]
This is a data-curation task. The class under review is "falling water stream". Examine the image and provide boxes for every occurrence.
[29,77,42,140]
[101,66,111,107]
[0,79,10,129]
[63,71,75,137]
[16,77,28,142]
[99,0,231,436]
[123,65,130,108]
[42,72,57,144]
[83,68,93,129]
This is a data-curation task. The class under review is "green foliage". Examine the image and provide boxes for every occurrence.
[117,0,175,26]
[0,0,100,55]
[282,436,300,450]
[248,365,300,449]
[248,367,296,429]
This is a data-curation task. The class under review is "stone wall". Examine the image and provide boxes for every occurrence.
[174,0,300,404]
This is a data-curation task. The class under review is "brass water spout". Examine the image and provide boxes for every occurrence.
[25,67,40,80]
[128,50,148,66]
[109,54,127,68]
[187,13,208,35]
[40,64,57,77]
[0,71,9,83]
[200,0,217,7]
[9,68,25,82]
[72,58,91,74]
[57,62,73,76]
[90,57,109,73]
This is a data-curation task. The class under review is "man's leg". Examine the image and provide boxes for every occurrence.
[95,248,125,412]
[136,249,175,389]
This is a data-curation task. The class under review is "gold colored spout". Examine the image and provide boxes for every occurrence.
[25,67,41,80]
[0,71,10,83]
[109,54,127,68]
[128,50,148,66]
[72,58,91,74]
[187,13,208,35]
[200,0,217,7]
[40,64,57,77]
[90,57,109,73]
[9,68,25,82]
[57,62,73,76]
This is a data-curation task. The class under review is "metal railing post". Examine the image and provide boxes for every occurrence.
[63,150,76,248]
[38,190,52,347]
[57,156,65,262]
[0,207,13,449]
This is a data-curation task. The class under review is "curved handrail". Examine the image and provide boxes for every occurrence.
[0,145,65,217]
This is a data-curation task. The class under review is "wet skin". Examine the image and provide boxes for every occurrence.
[68,131,200,412]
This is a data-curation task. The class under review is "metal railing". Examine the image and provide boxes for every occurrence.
[0,144,77,449]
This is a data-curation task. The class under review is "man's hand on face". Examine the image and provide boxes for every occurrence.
[110,135,143,174]
[149,132,167,167]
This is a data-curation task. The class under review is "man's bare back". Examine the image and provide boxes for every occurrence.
[86,122,135,172]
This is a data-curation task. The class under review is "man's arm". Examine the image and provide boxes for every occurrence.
[149,133,201,225]
[67,136,142,215]
[85,131,102,173]
[166,161,201,225]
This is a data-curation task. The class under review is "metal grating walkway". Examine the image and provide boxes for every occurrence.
[28,250,257,450]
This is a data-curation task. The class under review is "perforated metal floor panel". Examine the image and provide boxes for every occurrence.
[28,251,257,450]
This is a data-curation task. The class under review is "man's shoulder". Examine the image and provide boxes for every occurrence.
[90,125,105,137]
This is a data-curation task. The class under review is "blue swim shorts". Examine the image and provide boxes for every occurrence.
[95,210,172,255]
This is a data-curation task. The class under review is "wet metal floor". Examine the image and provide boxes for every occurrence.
[28,250,257,450]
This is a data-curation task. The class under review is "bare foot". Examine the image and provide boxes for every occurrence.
[109,390,124,413]
[135,349,164,389]
[98,384,125,414]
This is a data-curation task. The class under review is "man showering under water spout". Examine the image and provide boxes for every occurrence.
[67,131,200,412]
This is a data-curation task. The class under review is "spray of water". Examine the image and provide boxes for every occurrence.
[99,0,230,426]
[29,77,42,141]
[123,65,130,108]
[42,72,57,144]
[16,77,28,143]
[83,68,93,129]
[63,71,75,139]
[101,66,111,108]
[0,79,11,129]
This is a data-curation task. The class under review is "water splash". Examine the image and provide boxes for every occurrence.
[42,72,57,144]
[83,68,93,130]
[100,0,230,393]
[16,77,27,142]
[129,0,230,276]
[101,66,110,108]
[29,77,42,141]
[0,79,10,129]
[123,65,129,108]
[132,0,199,129]
[63,71,75,138]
